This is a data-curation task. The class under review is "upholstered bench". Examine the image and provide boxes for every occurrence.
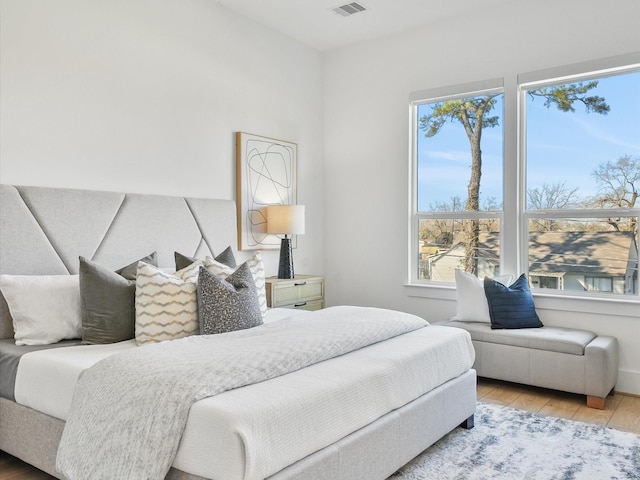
[444,320,619,409]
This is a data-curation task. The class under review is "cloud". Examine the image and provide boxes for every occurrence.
[572,116,640,152]
[425,150,470,162]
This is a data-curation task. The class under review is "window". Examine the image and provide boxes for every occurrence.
[410,55,640,300]
[585,277,613,293]
[530,275,560,290]
[522,67,640,297]
[411,80,504,283]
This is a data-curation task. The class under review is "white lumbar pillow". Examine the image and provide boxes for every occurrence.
[454,269,512,323]
[0,275,82,345]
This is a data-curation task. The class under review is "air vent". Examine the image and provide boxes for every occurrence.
[332,2,367,17]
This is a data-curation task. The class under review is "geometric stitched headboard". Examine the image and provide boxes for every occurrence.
[0,184,239,339]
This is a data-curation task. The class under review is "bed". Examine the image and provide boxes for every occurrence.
[0,184,477,480]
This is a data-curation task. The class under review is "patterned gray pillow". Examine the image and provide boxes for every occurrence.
[197,263,263,335]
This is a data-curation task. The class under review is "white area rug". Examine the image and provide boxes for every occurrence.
[389,402,640,480]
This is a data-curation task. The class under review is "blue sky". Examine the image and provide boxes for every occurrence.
[416,70,640,211]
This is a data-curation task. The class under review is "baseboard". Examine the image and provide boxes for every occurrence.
[616,369,640,396]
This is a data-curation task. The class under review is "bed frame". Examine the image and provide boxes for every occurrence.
[0,184,476,480]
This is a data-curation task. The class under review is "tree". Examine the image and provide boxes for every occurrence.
[592,155,640,234]
[526,81,610,115]
[419,82,609,274]
[419,96,499,274]
[420,196,500,247]
[527,182,580,231]
[419,196,464,247]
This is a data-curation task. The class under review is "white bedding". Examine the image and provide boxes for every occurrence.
[14,308,295,421]
[14,309,475,480]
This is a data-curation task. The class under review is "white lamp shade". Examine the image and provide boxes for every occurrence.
[266,205,305,235]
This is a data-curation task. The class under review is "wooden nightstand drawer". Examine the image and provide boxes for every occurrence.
[272,280,322,305]
[282,299,324,311]
[266,275,324,310]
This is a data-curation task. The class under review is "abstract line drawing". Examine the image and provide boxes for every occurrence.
[236,132,298,250]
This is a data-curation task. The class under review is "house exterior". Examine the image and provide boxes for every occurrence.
[423,231,639,295]
[421,233,501,282]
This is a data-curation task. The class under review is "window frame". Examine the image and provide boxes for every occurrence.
[519,59,640,300]
[409,79,504,285]
[408,53,640,305]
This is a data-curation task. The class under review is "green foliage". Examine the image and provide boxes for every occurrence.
[418,95,500,138]
[527,81,610,114]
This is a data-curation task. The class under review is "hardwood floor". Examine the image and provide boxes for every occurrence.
[477,377,640,434]
[0,454,53,480]
[2,378,640,479]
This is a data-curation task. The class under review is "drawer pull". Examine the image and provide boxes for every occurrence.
[294,281,307,286]
[294,302,307,307]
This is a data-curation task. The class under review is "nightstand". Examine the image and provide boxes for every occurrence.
[265,275,324,311]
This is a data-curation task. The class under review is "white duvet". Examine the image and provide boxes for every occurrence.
[14,308,475,480]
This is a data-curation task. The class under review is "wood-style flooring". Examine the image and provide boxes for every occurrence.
[477,377,640,434]
[2,378,639,479]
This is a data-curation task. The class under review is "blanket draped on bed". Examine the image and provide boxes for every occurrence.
[56,306,427,480]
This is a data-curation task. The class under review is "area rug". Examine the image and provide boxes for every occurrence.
[389,402,640,480]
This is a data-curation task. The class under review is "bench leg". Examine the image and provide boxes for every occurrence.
[460,414,474,429]
[587,395,606,409]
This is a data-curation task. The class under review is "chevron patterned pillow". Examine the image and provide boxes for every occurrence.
[204,252,267,317]
[134,261,202,345]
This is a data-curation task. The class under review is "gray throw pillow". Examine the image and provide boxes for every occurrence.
[197,263,262,335]
[0,292,13,339]
[174,246,236,271]
[79,253,157,344]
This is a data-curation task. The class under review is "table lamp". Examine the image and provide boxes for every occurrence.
[266,205,305,279]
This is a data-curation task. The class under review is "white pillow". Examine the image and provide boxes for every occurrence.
[204,252,267,317]
[0,275,82,345]
[134,261,201,345]
[454,269,513,323]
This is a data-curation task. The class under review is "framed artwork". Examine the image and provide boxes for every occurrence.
[236,132,298,250]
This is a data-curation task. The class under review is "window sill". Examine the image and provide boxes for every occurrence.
[530,291,639,318]
[404,283,639,318]
[404,283,456,301]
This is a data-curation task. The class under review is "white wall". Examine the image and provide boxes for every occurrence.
[0,0,324,275]
[323,0,640,394]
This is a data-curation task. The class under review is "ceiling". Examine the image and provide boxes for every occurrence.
[216,0,509,51]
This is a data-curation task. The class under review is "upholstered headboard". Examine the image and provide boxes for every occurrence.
[0,184,239,339]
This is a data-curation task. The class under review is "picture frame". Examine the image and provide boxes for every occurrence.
[236,132,298,250]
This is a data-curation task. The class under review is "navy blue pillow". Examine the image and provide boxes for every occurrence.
[484,274,543,329]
